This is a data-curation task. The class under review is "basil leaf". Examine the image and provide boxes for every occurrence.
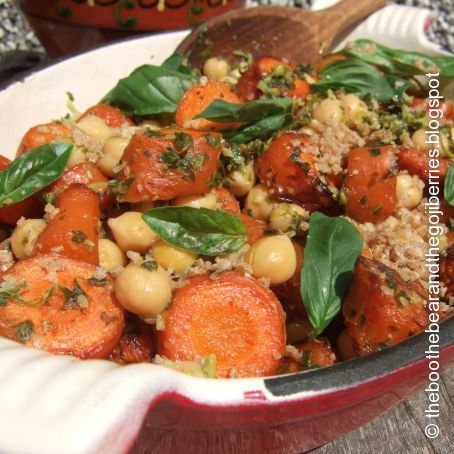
[142,207,247,256]
[313,58,402,100]
[433,57,454,78]
[161,53,194,75]
[0,142,72,208]
[444,163,454,206]
[301,212,363,337]
[101,59,197,116]
[195,98,294,143]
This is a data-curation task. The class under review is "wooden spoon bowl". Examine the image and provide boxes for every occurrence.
[177,0,388,67]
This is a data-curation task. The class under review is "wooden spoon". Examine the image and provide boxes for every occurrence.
[177,0,387,67]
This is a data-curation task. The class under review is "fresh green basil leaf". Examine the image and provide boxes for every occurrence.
[444,163,454,206]
[313,58,398,100]
[195,98,294,143]
[433,57,454,78]
[161,53,194,75]
[142,207,247,256]
[0,142,72,208]
[101,62,197,116]
[301,212,363,337]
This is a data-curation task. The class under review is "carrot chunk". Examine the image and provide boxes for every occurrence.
[78,103,133,128]
[175,81,242,131]
[343,257,428,356]
[398,147,449,183]
[213,187,240,214]
[0,254,124,358]
[119,128,221,202]
[34,184,100,265]
[345,146,398,223]
[48,162,112,210]
[236,214,265,245]
[17,122,73,157]
[156,271,286,378]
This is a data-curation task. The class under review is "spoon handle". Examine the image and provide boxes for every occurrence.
[312,0,388,47]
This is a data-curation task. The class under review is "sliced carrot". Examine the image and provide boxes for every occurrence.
[315,54,346,73]
[120,128,221,202]
[48,161,112,210]
[236,66,260,102]
[156,270,286,378]
[213,187,240,214]
[0,155,42,225]
[412,98,453,122]
[175,81,242,131]
[256,132,329,209]
[236,214,265,245]
[34,184,100,265]
[78,103,133,128]
[279,338,337,373]
[345,146,398,223]
[108,313,153,364]
[343,257,428,356]
[16,122,73,157]
[398,147,449,183]
[0,253,124,358]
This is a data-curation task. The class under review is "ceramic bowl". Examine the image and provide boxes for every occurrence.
[0,9,453,453]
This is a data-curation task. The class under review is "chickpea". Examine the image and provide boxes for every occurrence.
[174,191,218,210]
[396,173,424,209]
[245,235,296,285]
[152,240,198,273]
[337,329,357,361]
[244,183,273,221]
[77,115,112,141]
[98,238,127,271]
[114,263,172,319]
[411,128,429,151]
[269,203,308,234]
[286,318,313,344]
[313,98,343,124]
[341,94,367,124]
[10,219,46,259]
[139,119,161,130]
[225,162,256,197]
[203,57,230,81]
[67,146,87,168]
[99,137,129,177]
[108,211,158,254]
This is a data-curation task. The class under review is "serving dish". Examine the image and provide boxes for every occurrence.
[0,13,453,454]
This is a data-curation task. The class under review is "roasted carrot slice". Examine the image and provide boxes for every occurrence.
[279,338,337,373]
[343,257,428,356]
[16,122,73,157]
[256,132,329,208]
[398,147,449,183]
[48,161,112,210]
[156,270,286,378]
[34,184,100,265]
[108,313,153,364]
[78,103,133,128]
[345,146,398,223]
[0,254,124,358]
[0,155,42,225]
[236,214,265,245]
[213,187,240,214]
[119,128,221,202]
[175,81,242,131]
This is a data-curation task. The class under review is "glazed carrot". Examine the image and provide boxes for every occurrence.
[156,270,286,378]
[256,132,329,208]
[119,128,221,202]
[0,254,124,358]
[48,161,112,210]
[16,122,73,157]
[175,81,242,131]
[274,242,307,317]
[279,338,337,373]
[314,54,346,73]
[78,103,133,128]
[412,98,453,121]
[34,184,100,265]
[236,214,265,245]
[0,155,42,225]
[345,146,398,223]
[236,57,309,102]
[213,187,241,214]
[108,313,153,364]
[343,257,428,356]
[398,147,449,183]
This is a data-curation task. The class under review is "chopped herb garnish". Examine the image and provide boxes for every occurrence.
[144,128,164,137]
[60,280,88,310]
[202,354,217,378]
[0,279,27,306]
[369,148,381,156]
[174,132,193,152]
[289,149,310,173]
[100,311,119,325]
[359,195,369,207]
[71,230,88,243]
[108,178,133,202]
[158,149,207,180]
[141,260,158,271]
[371,204,382,215]
[87,277,107,286]
[14,320,35,342]
[205,135,221,148]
